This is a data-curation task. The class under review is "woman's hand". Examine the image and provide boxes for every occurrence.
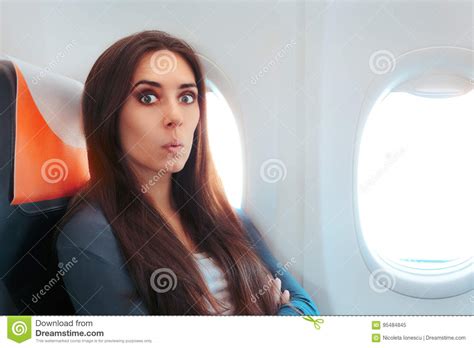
[269,276,290,306]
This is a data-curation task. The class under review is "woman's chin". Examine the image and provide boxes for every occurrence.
[154,160,186,174]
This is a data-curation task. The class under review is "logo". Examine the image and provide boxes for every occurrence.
[149,51,178,75]
[7,316,32,343]
[260,158,287,183]
[41,158,69,184]
[369,268,396,293]
[150,268,178,293]
[369,50,396,75]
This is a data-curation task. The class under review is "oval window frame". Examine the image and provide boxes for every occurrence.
[197,53,245,208]
[353,46,474,299]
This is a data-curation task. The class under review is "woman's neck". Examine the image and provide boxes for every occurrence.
[146,174,175,214]
[130,163,199,252]
[131,163,176,213]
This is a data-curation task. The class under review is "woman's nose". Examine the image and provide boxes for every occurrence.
[164,117,182,128]
[163,104,183,128]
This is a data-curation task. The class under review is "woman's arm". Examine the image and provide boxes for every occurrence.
[236,209,320,316]
[56,204,148,315]
[57,204,319,316]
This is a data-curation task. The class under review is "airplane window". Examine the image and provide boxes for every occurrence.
[206,80,243,208]
[357,86,473,277]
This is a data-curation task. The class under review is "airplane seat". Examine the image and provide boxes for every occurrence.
[0,56,90,314]
[0,280,17,313]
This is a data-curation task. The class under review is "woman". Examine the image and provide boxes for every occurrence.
[56,30,319,315]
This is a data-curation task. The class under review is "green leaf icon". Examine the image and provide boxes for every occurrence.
[7,316,32,343]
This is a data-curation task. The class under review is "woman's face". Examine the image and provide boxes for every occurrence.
[119,50,200,179]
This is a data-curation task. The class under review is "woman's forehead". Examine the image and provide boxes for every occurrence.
[132,50,196,87]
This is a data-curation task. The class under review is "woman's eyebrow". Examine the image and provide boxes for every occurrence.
[131,80,197,90]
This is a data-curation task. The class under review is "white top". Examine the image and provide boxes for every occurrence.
[193,252,235,315]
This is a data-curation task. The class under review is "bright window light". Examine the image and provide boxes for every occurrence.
[357,90,474,271]
[206,82,243,208]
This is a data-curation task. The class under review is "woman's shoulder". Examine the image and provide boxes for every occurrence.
[56,202,124,265]
[234,208,262,242]
[55,202,146,315]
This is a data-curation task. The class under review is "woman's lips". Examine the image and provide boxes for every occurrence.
[162,144,184,153]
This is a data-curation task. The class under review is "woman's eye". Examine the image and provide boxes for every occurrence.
[180,93,195,104]
[139,93,158,105]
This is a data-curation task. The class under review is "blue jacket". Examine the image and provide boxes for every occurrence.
[56,203,320,316]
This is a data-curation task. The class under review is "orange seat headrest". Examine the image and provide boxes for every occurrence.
[5,56,90,205]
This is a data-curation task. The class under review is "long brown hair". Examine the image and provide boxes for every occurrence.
[58,30,283,315]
